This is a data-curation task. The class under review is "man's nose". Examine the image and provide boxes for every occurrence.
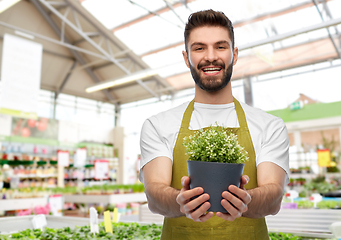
[204,48,218,62]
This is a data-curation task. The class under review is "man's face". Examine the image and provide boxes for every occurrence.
[182,26,238,92]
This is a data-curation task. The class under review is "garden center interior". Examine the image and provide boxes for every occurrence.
[0,0,341,239]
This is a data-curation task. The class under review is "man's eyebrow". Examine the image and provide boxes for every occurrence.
[190,42,206,48]
[216,40,230,46]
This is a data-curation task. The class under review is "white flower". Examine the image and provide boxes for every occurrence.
[183,125,249,164]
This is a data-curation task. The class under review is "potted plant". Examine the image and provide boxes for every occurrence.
[183,125,249,212]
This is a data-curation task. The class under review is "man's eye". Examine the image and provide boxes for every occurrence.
[195,47,203,51]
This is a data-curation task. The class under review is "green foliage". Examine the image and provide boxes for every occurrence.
[327,166,339,173]
[269,232,302,240]
[316,200,339,209]
[303,180,336,194]
[0,222,162,240]
[183,125,249,164]
[299,175,338,197]
[296,200,314,209]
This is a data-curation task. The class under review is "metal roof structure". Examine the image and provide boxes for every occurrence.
[0,0,340,107]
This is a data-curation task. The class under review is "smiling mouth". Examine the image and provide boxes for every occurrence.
[202,67,222,74]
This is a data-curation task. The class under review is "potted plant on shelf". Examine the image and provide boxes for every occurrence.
[183,125,249,212]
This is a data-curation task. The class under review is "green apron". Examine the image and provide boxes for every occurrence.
[161,98,269,240]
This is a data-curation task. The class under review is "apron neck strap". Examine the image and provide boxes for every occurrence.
[180,97,248,130]
[233,97,248,129]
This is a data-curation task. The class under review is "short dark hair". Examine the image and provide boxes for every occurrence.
[184,9,235,52]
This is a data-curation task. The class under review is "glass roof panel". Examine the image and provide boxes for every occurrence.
[142,45,187,77]
[82,0,341,84]
[115,12,185,56]
[235,21,271,46]
[82,0,149,29]
[115,6,189,55]
[328,0,341,18]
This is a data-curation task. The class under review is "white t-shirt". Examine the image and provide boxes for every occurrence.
[139,100,290,184]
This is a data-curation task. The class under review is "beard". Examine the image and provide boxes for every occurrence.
[189,60,233,92]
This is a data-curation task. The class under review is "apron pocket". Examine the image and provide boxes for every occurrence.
[171,225,256,240]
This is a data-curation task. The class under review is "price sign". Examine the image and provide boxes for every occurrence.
[94,160,109,180]
[57,150,69,167]
[31,215,47,230]
[74,148,87,167]
[285,190,298,203]
[49,194,63,216]
[317,149,331,167]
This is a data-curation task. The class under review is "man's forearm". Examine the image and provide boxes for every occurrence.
[145,182,184,218]
[243,183,284,218]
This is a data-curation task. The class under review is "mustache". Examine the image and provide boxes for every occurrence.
[197,60,225,70]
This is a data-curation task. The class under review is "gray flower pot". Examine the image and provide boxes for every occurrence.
[187,160,245,213]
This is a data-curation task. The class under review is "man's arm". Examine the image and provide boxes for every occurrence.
[143,157,214,221]
[143,157,181,218]
[243,161,286,218]
[217,161,285,220]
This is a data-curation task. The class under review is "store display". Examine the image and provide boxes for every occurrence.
[0,183,144,199]
[0,140,119,190]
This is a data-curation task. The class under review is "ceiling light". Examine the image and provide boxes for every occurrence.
[85,68,160,93]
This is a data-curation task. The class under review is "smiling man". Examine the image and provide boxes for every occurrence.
[140,9,289,240]
[184,26,235,93]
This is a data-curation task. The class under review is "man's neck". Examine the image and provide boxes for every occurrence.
[194,84,233,104]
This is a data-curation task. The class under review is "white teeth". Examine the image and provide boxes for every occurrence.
[203,67,221,72]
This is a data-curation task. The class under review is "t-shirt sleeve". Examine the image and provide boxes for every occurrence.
[257,117,290,185]
[139,117,173,183]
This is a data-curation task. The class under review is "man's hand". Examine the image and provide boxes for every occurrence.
[216,175,251,221]
[176,176,214,222]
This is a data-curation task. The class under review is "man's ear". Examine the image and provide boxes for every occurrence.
[182,50,190,68]
[232,47,238,66]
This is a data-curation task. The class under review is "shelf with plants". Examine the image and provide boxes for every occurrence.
[0,187,52,201]
[1,159,59,189]
[0,138,118,176]
[63,161,118,187]
[0,215,336,240]
[289,174,341,199]
[0,184,145,216]
[1,155,119,190]
[0,184,144,199]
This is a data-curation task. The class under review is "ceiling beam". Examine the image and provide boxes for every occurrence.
[30,0,116,102]
[64,0,173,98]
[40,0,128,70]
[56,60,77,99]
[163,0,185,25]
[0,21,112,61]
[312,0,341,59]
